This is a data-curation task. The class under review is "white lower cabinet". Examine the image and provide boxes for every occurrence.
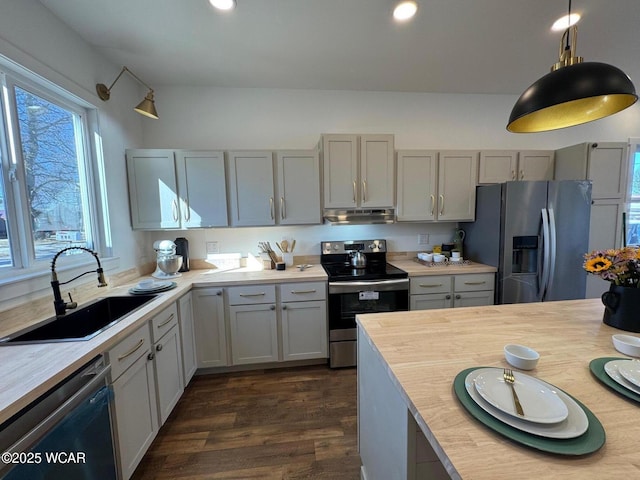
[193,288,228,368]
[226,282,328,366]
[150,303,184,426]
[109,324,158,480]
[109,302,185,480]
[410,273,495,310]
[177,292,197,384]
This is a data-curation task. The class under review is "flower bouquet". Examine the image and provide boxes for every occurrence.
[583,246,640,287]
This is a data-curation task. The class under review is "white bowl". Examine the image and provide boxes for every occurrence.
[504,344,540,370]
[612,334,640,357]
[433,254,445,263]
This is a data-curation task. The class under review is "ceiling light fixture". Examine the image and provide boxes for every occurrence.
[96,66,159,119]
[209,0,236,11]
[507,0,637,133]
[393,1,418,21]
[551,13,580,32]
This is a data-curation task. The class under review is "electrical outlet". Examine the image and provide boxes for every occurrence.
[206,241,219,254]
[418,233,429,245]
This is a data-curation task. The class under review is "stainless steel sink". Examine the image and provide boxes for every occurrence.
[0,295,157,345]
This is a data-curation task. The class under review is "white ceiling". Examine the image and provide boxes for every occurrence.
[40,0,640,96]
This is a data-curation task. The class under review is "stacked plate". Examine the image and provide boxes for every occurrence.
[604,359,640,395]
[128,280,177,295]
[464,368,589,439]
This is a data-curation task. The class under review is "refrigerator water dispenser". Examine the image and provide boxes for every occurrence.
[512,236,538,274]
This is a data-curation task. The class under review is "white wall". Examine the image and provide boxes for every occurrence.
[142,85,640,261]
[0,0,146,308]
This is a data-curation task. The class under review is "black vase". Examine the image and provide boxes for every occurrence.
[601,284,640,332]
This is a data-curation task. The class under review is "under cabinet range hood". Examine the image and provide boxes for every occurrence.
[323,209,395,225]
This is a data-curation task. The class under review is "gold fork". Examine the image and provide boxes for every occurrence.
[503,368,524,416]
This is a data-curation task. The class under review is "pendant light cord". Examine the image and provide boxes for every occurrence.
[565,0,572,50]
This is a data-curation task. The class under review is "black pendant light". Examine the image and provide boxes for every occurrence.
[507,1,637,133]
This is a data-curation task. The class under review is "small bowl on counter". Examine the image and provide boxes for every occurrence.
[612,334,640,357]
[504,344,540,370]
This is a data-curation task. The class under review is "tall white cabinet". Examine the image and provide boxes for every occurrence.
[322,134,394,209]
[554,142,629,298]
[126,149,228,229]
[396,150,478,222]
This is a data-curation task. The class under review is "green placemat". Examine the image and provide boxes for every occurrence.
[589,357,640,403]
[454,367,605,456]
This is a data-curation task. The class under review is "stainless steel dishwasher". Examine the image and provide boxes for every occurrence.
[0,355,117,480]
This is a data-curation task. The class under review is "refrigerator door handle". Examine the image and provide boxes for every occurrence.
[547,208,557,295]
[540,208,551,301]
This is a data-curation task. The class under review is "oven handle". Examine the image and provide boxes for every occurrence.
[329,278,409,294]
[5,363,111,456]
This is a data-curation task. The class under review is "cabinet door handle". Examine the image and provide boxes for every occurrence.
[157,313,175,328]
[156,343,163,352]
[269,197,274,220]
[439,194,444,216]
[216,290,222,296]
[362,180,367,202]
[352,180,357,203]
[147,352,155,361]
[239,292,266,297]
[464,281,487,285]
[184,198,191,221]
[419,283,442,288]
[282,305,288,310]
[172,199,179,222]
[270,305,276,310]
[455,294,461,299]
[520,170,524,180]
[280,197,285,219]
[430,195,435,216]
[118,338,145,361]
[290,289,317,294]
[445,295,451,300]
[511,170,516,180]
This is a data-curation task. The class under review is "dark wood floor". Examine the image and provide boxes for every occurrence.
[132,364,361,480]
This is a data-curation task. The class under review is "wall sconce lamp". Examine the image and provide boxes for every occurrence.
[96,66,159,119]
[507,2,637,133]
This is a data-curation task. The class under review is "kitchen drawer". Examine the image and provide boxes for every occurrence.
[410,275,451,295]
[279,282,326,302]
[454,273,495,292]
[107,323,152,381]
[150,302,179,342]
[227,284,276,305]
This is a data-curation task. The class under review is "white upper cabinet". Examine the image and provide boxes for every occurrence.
[175,151,228,228]
[227,151,276,226]
[478,150,554,183]
[126,149,228,230]
[554,142,628,200]
[276,150,321,224]
[322,134,394,208]
[396,150,438,221]
[437,151,478,221]
[397,150,477,222]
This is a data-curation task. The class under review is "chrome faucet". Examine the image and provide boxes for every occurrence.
[51,247,108,317]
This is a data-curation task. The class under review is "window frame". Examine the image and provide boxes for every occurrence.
[626,138,640,247]
[0,64,108,282]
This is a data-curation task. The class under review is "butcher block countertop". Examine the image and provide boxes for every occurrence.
[0,266,327,425]
[389,259,497,276]
[357,299,640,479]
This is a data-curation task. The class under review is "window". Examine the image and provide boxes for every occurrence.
[0,67,98,271]
[627,141,640,246]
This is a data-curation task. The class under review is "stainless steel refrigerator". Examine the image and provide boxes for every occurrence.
[460,180,592,304]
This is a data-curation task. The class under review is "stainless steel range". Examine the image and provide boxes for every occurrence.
[321,239,409,368]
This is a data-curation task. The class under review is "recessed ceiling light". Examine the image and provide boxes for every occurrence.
[209,0,236,11]
[551,13,580,31]
[393,1,418,21]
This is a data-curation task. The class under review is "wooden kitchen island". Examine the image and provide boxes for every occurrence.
[357,299,640,480]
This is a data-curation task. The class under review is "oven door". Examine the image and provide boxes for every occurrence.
[328,278,409,334]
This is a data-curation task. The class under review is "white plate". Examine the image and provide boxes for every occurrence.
[474,368,568,424]
[616,359,640,388]
[136,280,172,291]
[604,360,640,395]
[465,369,588,439]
